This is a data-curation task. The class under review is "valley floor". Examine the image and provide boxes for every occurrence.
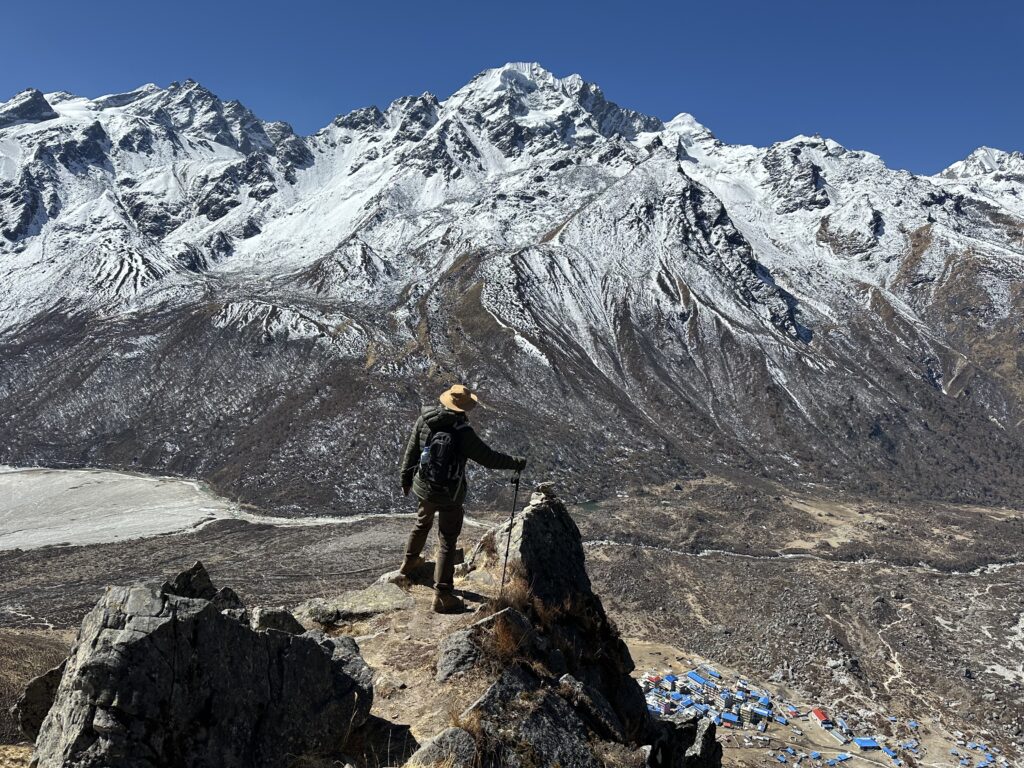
[0,471,1021,766]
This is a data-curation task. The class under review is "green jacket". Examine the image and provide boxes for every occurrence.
[399,405,521,505]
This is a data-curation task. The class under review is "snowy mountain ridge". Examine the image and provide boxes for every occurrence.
[1,63,1023,510]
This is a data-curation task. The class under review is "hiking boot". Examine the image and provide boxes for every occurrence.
[399,555,426,577]
[432,590,464,614]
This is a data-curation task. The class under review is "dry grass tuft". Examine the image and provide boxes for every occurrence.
[477,531,497,558]
[486,563,533,616]
[447,705,483,739]
[402,755,459,768]
[589,737,645,768]
[484,613,529,665]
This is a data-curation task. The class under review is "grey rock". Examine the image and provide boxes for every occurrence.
[436,608,534,683]
[461,663,540,721]
[437,629,481,683]
[294,582,414,625]
[472,491,649,742]
[684,718,723,768]
[469,490,591,606]
[161,559,217,599]
[250,605,305,634]
[377,569,411,587]
[13,660,66,741]
[32,563,373,768]
[558,673,626,742]
[463,664,602,768]
[211,585,245,611]
[406,726,477,767]
[0,89,59,130]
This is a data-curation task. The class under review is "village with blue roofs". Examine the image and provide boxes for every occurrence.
[637,661,1011,768]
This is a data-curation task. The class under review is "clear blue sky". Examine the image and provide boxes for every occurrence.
[3,0,1020,174]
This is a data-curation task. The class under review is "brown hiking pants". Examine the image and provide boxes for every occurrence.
[405,499,464,592]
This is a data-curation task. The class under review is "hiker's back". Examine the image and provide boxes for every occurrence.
[411,405,469,504]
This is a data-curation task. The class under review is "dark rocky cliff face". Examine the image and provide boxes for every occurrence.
[18,562,374,768]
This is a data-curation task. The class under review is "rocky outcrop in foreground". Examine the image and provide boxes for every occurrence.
[412,485,722,768]
[17,562,372,768]
[12,488,720,768]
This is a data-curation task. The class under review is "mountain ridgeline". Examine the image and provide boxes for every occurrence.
[1,62,1023,512]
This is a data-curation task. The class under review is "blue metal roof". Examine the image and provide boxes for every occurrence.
[687,671,707,685]
[722,712,740,723]
[810,752,821,759]
[775,716,789,725]
[882,747,897,757]
[854,737,880,749]
[759,695,772,706]
[753,706,772,717]
[704,666,722,678]
[664,674,678,682]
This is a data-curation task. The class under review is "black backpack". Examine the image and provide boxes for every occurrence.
[418,426,463,488]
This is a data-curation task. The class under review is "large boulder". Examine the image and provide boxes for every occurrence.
[466,486,649,741]
[467,484,592,606]
[12,661,66,742]
[443,486,721,768]
[30,562,373,768]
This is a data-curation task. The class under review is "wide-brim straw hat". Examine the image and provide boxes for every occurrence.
[439,384,479,413]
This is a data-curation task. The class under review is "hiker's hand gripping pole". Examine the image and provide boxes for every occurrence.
[498,470,521,600]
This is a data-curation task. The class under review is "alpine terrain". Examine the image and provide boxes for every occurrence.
[2,62,1024,511]
[1,63,1024,767]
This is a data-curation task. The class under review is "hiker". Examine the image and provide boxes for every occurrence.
[398,384,526,613]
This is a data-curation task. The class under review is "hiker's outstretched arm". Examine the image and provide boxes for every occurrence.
[399,418,422,487]
[460,426,521,471]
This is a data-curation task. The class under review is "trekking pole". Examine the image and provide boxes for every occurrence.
[498,469,521,600]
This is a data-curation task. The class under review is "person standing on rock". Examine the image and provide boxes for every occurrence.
[398,384,526,613]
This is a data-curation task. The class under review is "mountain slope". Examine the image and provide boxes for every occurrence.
[1,63,1023,512]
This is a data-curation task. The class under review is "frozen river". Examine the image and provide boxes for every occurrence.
[0,466,420,551]
[0,465,243,550]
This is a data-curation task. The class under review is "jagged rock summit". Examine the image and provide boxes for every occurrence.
[17,562,373,768]
[409,485,722,768]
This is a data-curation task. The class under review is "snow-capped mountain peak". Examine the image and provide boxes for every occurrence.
[0,88,59,129]
[2,64,1024,508]
[942,145,1024,179]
